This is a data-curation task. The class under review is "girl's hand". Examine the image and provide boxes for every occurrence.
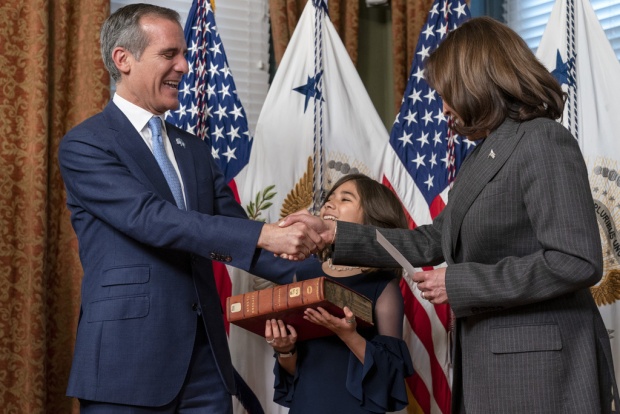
[265,319,297,353]
[303,306,357,337]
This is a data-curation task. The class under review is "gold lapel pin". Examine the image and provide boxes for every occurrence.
[488,149,496,159]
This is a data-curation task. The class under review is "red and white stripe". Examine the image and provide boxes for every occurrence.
[383,146,453,414]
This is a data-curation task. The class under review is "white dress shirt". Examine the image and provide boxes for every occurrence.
[112,93,187,205]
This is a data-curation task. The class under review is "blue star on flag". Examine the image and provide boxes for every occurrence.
[551,49,576,87]
[293,71,324,113]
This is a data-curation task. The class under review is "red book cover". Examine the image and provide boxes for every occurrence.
[226,277,373,341]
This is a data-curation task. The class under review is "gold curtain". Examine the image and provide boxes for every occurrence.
[269,0,360,67]
[0,0,109,412]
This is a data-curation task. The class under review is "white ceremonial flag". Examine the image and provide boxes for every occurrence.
[236,1,389,221]
[537,0,620,388]
[228,0,391,412]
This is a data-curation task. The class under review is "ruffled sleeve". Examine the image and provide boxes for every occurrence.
[346,335,414,412]
[272,354,296,407]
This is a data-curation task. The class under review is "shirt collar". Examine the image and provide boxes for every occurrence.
[112,93,166,135]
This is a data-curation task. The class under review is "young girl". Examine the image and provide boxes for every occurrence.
[264,174,414,413]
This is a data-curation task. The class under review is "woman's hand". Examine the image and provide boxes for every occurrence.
[413,267,448,304]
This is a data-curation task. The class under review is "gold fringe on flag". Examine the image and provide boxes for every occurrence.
[210,0,216,12]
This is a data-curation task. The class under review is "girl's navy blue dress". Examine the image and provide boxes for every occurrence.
[272,258,414,413]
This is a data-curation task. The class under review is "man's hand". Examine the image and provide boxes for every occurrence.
[257,221,324,260]
[279,210,336,246]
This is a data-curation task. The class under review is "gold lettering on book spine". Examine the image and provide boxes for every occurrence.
[289,287,300,298]
[274,287,285,311]
[246,293,256,315]
[303,279,321,303]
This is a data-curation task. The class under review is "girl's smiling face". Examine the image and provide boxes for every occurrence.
[320,180,364,225]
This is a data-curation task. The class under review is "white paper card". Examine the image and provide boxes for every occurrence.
[376,229,416,276]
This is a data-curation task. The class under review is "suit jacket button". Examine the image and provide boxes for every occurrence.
[192,303,198,311]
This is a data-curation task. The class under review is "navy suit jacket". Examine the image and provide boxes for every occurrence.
[59,102,296,406]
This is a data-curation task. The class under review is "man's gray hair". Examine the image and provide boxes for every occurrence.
[100,4,182,82]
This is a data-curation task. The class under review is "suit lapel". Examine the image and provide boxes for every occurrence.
[103,103,178,206]
[446,119,526,256]
[166,125,198,211]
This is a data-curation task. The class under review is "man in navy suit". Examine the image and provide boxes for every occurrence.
[58,4,320,413]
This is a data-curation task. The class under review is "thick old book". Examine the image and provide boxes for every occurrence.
[226,276,374,341]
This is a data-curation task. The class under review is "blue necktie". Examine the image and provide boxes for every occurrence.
[148,117,186,210]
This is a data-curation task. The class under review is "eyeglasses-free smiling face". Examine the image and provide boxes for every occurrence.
[114,15,189,115]
[320,180,365,225]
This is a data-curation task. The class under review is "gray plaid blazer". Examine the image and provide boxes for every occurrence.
[332,118,618,413]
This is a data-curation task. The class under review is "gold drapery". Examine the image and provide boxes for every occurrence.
[269,0,360,67]
[0,0,109,412]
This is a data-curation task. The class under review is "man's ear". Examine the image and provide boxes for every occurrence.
[111,47,132,76]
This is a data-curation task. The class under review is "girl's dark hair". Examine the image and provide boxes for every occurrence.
[321,174,408,274]
[322,174,408,230]
[425,16,565,138]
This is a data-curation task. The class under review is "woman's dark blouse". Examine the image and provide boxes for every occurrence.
[273,258,414,413]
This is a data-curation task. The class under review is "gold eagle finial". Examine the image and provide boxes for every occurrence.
[280,157,315,219]
[591,269,620,306]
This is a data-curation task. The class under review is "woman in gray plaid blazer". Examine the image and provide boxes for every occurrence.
[283,16,619,414]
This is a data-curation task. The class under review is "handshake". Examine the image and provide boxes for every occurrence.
[256,210,337,261]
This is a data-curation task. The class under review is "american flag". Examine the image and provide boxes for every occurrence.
[390,0,473,211]
[166,0,252,184]
[387,1,472,413]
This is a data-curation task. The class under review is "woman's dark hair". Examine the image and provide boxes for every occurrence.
[425,16,566,138]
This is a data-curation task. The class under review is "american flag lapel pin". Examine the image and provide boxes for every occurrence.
[488,149,496,159]
[176,138,186,148]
